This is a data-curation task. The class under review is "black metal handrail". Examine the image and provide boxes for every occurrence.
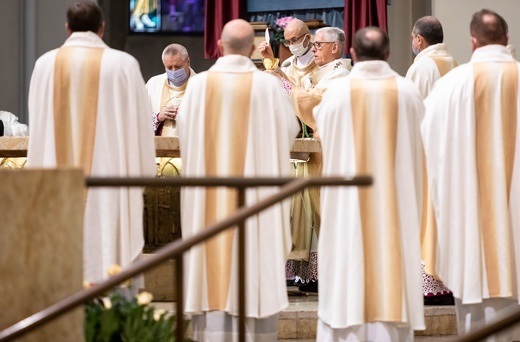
[0,175,372,342]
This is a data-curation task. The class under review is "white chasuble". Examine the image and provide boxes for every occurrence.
[291,58,350,132]
[146,68,196,136]
[27,32,156,283]
[422,45,520,305]
[405,43,458,293]
[314,61,425,332]
[177,55,300,318]
[405,43,458,100]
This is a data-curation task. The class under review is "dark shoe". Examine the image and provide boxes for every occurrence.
[424,293,454,306]
[298,281,318,293]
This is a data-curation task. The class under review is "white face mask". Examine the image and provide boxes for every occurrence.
[289,35,308,57]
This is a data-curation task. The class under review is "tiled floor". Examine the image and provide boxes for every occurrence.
[151,291,459,340]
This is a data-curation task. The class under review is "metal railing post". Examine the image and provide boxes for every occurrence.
[238,187,246,342]
[0,176,373,342]
[175,254,184,342]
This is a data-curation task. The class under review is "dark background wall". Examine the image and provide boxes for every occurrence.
[0,0,439,125]
[100,0,215,82]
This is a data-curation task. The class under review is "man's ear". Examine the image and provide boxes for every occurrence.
[417,35,425,50]
[332,42,339,54]
[350,47,358,63]
[217,39,224,55]
[97,22,105,38]
[471,36,478,52]
[65,23,72,36]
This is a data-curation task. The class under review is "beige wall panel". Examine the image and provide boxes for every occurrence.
[433,0,520,64]
[0,169,84,342]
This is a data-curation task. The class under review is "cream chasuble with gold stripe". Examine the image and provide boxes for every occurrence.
[290,58,350,132]
[177,55,300,318]
[406,43,458,100]
[314,61,425,331]
[422,45,520,304]
[406,44,458,284]
[145,68,196,136]
[27,32,156,283]
[279,53,319,88]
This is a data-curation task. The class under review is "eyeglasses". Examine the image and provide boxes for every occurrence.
[312,41,335,49]
[283,33,308,47]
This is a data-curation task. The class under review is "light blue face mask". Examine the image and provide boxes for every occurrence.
[166,68,189,87]
[412,41,420,56]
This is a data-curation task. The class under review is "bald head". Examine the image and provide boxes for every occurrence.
[284,18,310,40]
[413,16,443,46]
[219,19,255,56]
[470,9,508,47]
[351,27,390,62]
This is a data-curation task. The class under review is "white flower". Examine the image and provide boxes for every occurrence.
[153,309,166,321]
[101,297,112,309]
[136,291,154,306]
[107,264,122,277]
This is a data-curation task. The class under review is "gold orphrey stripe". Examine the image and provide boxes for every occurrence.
[431,56,458,78]
[53,46,103,175]
[203,71,253,310]
[350,78,403,322]
[421,57,457,277]
[474,62,517,297]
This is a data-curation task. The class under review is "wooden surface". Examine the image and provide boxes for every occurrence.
[0,136,321,158]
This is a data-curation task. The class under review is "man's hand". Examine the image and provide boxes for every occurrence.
[258,41,274,59]
[159,105,178,122]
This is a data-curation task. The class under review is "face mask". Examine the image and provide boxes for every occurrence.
[411,40,420,56]
[166,68,189,87]
[289,35,308,57]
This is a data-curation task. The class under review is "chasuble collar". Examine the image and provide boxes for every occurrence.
[64,31,108,49]
[349,60,398,79]
[295,48,315,68]
[471,45,515,63]
[310,59,350,85]
[414,43,450,62]
[211,55,258,73]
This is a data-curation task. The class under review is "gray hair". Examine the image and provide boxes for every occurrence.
[316,27,346,55]
[161,44,189,61]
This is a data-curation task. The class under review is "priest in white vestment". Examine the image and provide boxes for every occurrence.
[284,27,350,293]
[314,27,425,341]
[147,43,196,137]
[146,43,195,200]
[290,27,351,134]
[405,15,457,306]
[406,16,458,99]
[422,9,520,341]
[177,19,299,341]
[26,1,156,284]
[258,18,318,89]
